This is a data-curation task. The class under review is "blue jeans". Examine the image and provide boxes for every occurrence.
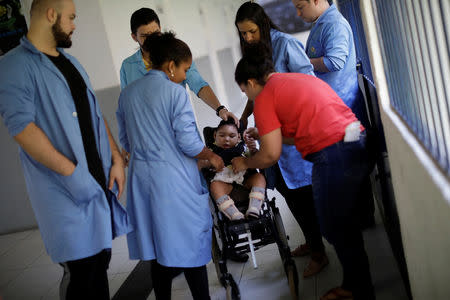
[306,132,375,300]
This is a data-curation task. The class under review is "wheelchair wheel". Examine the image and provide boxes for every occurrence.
[212,230,241,300]
[271,201,299,300]
[271,204,290,257]
[212,230,222,284]
[225,278,240,300]
[286,261,299,300]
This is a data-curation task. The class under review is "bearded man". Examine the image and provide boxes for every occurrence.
[0,0,132,299]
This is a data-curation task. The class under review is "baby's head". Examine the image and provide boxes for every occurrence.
[214,119,241,149]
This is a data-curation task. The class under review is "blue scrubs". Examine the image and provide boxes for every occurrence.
[269,29,315,189]
[120,49,208,94]
[117,70,212,267]
[305,4,367,125]
[0,37,131,263]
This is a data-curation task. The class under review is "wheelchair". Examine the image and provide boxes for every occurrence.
[202,126,299,300]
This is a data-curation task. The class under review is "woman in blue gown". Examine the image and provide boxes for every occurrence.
[116,32,224,300]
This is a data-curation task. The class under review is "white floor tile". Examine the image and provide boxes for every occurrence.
[41,284,60,300]
[0,233,45,271]
[0,230,35,241]
[109,272,129,296]
[112,234,130,254]
[2,264,61,300]
[30,252,54,268]
[0,269,23,291]
[0,230,37,257]
[239,276,293,300]
[108,252,138,276]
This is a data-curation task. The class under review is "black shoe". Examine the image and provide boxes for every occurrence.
[228,251,249,263]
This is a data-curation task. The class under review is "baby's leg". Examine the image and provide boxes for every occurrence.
[210,181,244,221]
[244,173,266,219]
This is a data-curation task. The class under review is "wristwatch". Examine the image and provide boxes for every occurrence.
[216,105,227,116]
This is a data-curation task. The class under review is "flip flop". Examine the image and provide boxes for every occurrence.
[320,287,353,300]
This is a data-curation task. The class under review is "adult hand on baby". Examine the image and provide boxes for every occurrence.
[231,156,247,173]
[209,153,225,172]
[219,109,240,126]
[244,127,259,153]
[244,127,259,140]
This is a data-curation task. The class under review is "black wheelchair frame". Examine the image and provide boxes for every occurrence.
[202,126,299,300]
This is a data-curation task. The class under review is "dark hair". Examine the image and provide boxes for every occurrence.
[216,119,239,132]
[130,8,160,34]
[235,42,274,86]
[142,31,192,70]
[234,1,281,57]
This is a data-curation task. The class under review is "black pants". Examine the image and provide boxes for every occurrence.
[306,135,375,300]
[59,249,111,300]
[274,164,325,255]
[357,176,376,229]
[151,260,210,300]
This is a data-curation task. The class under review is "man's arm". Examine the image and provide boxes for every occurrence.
[14,122,76,176]
[197,86,239,125]
[239,100,254,129]
[311,24,350,73]
[310,57,330,73]
[104,119,125,198]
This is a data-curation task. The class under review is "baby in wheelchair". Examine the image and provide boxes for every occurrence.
[199,119,266,221]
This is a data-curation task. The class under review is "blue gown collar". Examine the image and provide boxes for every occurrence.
[315,4,337,26]
[146,69,170,80]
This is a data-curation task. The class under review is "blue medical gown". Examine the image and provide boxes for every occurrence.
[305,4,367,126]
[0,37,131,263]
[120,49,208,94]
[268,29,314,189]
[117,70,212,267]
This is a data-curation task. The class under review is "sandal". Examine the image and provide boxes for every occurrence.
[291,243,311,257]
[303,254,329,278]
[320,287,353,300]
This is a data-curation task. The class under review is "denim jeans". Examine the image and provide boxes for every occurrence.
[306,132,375,300]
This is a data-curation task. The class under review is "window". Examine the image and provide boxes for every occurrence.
[372,0,450,175]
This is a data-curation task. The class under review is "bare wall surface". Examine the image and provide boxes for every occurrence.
[384,119,450,299]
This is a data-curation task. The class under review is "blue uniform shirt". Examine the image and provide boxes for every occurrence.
[117,70,212,267]
[269,29,314,189]
[120,49,208,94]
[0,37,132,263]
[305,4,366,125]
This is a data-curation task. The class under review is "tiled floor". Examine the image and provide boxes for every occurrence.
[0,229,138,300]
[0,189,408,300]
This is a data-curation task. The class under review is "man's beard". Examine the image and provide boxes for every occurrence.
[52,16,72,48]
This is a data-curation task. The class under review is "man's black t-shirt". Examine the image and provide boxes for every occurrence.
[46,52,107,192]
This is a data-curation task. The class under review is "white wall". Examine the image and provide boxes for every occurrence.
[361,1,450,298]
[98,0,249,131]
[21,0,118,90]
[98,0,245,90]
